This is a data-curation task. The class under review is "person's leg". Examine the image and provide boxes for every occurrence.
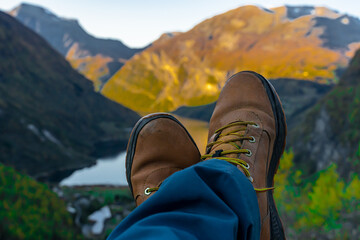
[108,159,260,240]
[125,113,201,206]
[108,70,287,240]
[203,71,287,239]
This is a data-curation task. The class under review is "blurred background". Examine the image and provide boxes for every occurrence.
[0,1,359,239]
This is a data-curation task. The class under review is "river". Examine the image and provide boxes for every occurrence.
[60,116,209,186]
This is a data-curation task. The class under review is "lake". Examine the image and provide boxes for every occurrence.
[60,116,209,186]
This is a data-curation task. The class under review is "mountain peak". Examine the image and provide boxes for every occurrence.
[11,3,56,19]
[10,3,77,24]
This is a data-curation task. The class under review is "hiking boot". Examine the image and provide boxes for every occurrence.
[126,113,201,206]
[202,71,287,239]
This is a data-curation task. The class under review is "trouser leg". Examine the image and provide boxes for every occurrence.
[108,159,260,240]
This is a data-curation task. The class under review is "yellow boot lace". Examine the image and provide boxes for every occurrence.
[201,121,275,192]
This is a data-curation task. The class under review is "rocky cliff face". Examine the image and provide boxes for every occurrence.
[289,49,360,177]
[9,3,144,90]
[102,5,360,113]
[0,11,139,181]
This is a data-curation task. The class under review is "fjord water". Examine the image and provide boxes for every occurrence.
[60,151,128,186]
[60,116,209,186]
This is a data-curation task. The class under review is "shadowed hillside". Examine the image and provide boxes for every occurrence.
[102,5,360,113]
[9,3,145,90]
[173,78,333,129]
[289,49,360,176]
[0,11,139,181]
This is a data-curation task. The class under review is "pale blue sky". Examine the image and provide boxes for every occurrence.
[1,0,359,48]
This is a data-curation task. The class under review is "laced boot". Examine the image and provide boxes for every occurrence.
[126,113,201,206]
[202,71,287,239]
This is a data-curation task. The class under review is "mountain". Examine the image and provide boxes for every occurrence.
[9,3,145,90]
[0,11,139,181]
[289,49,360,177]
[173,78,332,128]
[102,5,360,113]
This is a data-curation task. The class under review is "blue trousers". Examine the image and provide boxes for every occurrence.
[108,159,260,240]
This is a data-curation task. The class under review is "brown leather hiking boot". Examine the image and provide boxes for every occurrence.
[203,71,287,239]
[126,113,201,206]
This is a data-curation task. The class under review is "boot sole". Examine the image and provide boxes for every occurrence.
[244,71,287,240]
[125,113,198,196]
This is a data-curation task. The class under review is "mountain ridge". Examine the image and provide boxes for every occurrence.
[102,5,360,113]
[9,3,145,90]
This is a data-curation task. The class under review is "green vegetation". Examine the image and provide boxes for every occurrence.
[0,164,81,240]
[324,84,360,144]
[62,186,133,206]
[274,150,360,239]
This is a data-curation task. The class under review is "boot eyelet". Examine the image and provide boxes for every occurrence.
[245,149,252,157]
[244,163,250,169]
[214,132,221,141]
[252,123,260,128]
[249,136,256,143]
[144,188,152,196]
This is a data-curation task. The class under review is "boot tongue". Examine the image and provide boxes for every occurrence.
[207,125,246,159]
